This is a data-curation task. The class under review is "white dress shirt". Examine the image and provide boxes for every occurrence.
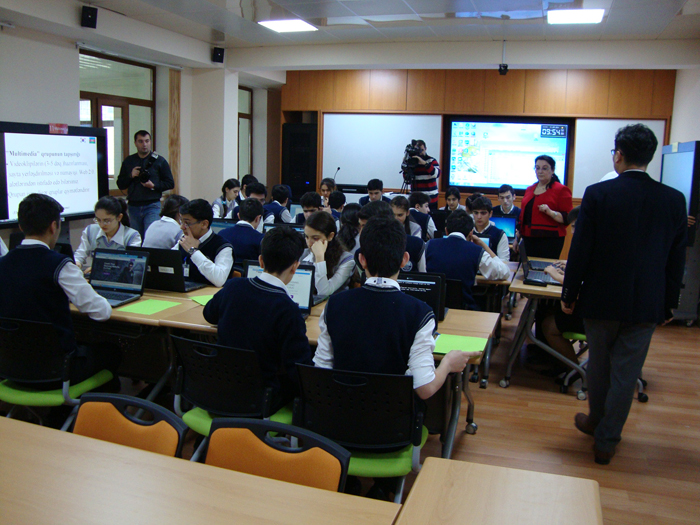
[302,249,355,296]
[188,228,234,288]
[474,223,510,263]
[75,223,142,267]
[257,271,289,296]
[447,232,510,281]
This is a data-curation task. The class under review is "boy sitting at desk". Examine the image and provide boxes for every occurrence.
[471,196,510,263]
[177,199,234,287]
[426,209,510,309]
[218,198,265,264]
[230,182,274,231]
[408,192,437,241]
[204,225,313,410]
[295,192,323,225]
[264,184,294,223]
[359,178,392,206]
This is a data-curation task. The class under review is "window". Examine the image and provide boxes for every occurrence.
[239,87,252,178]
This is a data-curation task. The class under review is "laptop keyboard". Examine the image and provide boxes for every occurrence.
[98,290,135,302]
[527,270,561,285]
[529,261,550,271]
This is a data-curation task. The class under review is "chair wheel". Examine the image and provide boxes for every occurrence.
[577,390,587,401]
[686,320,694,327]
[465,423,478,435]
[638,392,649,403]
[479,378,488,389]
[559,385,568,394]
[505,314,512,321]
[640,379,648,387]
[469,372,479,383]
[499,379,510,388]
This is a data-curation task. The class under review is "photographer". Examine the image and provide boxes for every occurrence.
[406,139,440,212]
[117,130,175,237]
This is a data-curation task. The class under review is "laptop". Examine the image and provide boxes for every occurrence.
[491,216,517,243]
[210,218,237,235]
[244,260,315,318]
[131,247,207,293]
[397,271,447,322]
[263,223,305,235]
[289,203,303,218]
[430,210,449,239]
[89,249,149,307]
[517,240,561,286]
[517,239,550,271]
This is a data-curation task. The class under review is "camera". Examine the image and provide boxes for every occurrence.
[401,140,422,183]
[137,152,159,183]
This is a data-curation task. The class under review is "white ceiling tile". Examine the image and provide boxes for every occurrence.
[403,0,476,14]
[340,0,415,17]
[470,0,543,11]
[284,2,357,19]
[658,13,700,38]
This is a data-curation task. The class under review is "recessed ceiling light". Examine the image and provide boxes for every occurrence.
[547,9,605,24]
[258,19,318,32]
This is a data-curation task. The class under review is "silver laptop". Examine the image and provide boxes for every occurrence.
[244,260,315,318]
[89,249,149,307]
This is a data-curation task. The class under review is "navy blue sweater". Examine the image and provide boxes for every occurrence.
[219,223,263,263]
[179,232,233,284]
[426,235,482,309]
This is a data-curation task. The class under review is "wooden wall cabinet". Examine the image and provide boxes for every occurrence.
[407,69,446,112]
[565,70,610,115]
[483,70,526,115]
[333,70,370,110]
[608,70,654,117]
[368,70,407,111]
[444,70,485,113]
[297,71,334,110]
[525,70,567,115]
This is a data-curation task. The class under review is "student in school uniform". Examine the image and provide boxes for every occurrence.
[471,196,510,263]
[442,187,467,213]
[142,194,189,249]
[204,225,313,411]
[319,177,336,208]
[211,179,240,219]
[302,211,355,296]
[264,184,294,223]
[294,192,323,225]
[408,192,437,241]
[358,178,392,206]
[236,174,257,206]
[426,209,510,309]
[176,199,234,287]
[492,184,521,220]
[0,194,121,392]
[391,195,422,238]
[328,191,345,222]
[218,198,265,264]
[337,203,361,256]
[390,196,427,272]
[229,182,274,232]
[74,196,142,273]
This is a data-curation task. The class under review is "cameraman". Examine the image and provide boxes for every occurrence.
[117,130,175,237]
[409,139,440,212]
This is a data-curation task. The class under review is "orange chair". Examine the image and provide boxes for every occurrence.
[72,393,189,457]
[205,418,351,492]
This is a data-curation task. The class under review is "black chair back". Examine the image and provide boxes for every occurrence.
[294,364,423,451]
[0,317,68,383]
[445,278,465,310]
[172,336,272,418]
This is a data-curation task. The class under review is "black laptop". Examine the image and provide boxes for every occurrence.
[244,260,315,318]
[263,223,305,235]
[518,240,561,286]
[517,239,550,271]
[132,247,207,293]
[89,249,149,307]
[430,210,449,239]
[210,218,237,235]
[397,271,447,322]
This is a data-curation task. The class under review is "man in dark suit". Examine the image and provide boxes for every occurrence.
[562,124,687,465]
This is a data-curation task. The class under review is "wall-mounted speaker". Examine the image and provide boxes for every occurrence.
[212,47,225,63]
[81,6,98,29]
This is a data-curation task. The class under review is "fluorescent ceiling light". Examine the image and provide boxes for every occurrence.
[258,19,317,32]
[547,9,605,24]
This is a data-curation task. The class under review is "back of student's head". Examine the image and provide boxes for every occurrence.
[179,199,213,226]
[498,184,514,196]
[615,124,658,166]
[408,191,429,208]
[338,203,361,251]
[367,178,383,192]
[240,174,257,188]
[245,182,267,198]
[221,178,240,195]
[328,190,345,210]
[271,184,290,204]
[445,187,461,202]
[465,192,484,212]
[567,206,580,225]
[95,196,130,227]
[470,196,493,213]
[239,198,264,222]
[18,193,63,236]
[445,209,474,237]
[160,194,189,219]
[261,225,305,274]
[358,200,393,222]
[359,216,406,278]
[390,195,410,212]
[300,191,322,209]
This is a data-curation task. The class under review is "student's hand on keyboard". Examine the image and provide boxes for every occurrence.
[544,265,564,280]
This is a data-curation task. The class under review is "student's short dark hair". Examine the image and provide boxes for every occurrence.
[445,187,461,201]
[238,198,264,222]
[261,225,305,275]
[445,209,474,237]
[367,178,384,192]
[328,190,345,210]
[470,196,493,213]
[465,192,484,212]
[133,130,150,142]
[95,196,130,227]
[359,216,406,278]
[614,124,658,167]
[408,191,429,208]
[300,192,322,209]
[357,200,393,221]
[271,184,290,203]
[160,194,189,219]
[245,182,267,198]
[498,184,514,195]
[390,195,410,211]
[567,206,580,225]
[179,198,213,226]
[240,174,257,187]
[18,193,64,236]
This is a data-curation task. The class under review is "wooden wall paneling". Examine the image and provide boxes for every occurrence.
[407,69,446,112]
[333,70,370,110]
[651,70,676,118]
[297,70,335,110]
[607,70,654,117]
[281,70,300,110]
[565,70,610,115]
[444,70,485,113]
[483,70,526,115]
[369,70,407,111]
[524,70,567,115]
[168,69,180,194]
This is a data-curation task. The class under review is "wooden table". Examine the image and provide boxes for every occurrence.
[0,417,401,525]
[395,457,603,525]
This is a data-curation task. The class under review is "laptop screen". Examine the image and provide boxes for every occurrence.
[263,223,305,234]
[289,203,303,217]
[244,260,314,312]
[210,218,237,234]
[396,272,445,321]
[491,216,517,240]
[90,250,148,292]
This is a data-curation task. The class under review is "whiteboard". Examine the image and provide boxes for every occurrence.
[322,114,442,189]
[572,119,666,198]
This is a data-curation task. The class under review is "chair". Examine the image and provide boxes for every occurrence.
[293,364,428,503]
[72,393,188,457]
[204,418,350,492]
[171,336,292,461]
[0,317,114,431]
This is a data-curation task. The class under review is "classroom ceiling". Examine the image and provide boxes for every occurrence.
[90,0,700,48]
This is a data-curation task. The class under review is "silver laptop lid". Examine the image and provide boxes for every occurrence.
[244,260,315,313]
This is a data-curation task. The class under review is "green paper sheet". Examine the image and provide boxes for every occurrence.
[433,334,488,355]
[191,295,214,306]
[117,299,181,315]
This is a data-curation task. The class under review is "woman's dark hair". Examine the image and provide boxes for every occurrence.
[445,187,461,203]
[95,196,130,227]
[160,194,189,219]
[534,155,560,188]
[320,178,336,192]
[221,178,240,198]
[567,206,580,225]
[306,210,343,278]
[338,203,361,252]
[390,195,412,235]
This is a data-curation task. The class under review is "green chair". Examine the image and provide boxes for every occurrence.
[171,336,292,461]
[293,364,428,503]
[0,317,114,431]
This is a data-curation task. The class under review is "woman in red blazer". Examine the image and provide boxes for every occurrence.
[517,155,573,259]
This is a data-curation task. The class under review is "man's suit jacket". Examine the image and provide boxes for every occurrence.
[562,170,686,324]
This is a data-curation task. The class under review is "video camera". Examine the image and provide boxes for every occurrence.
[401,140,422,184]
[137,152,159,183]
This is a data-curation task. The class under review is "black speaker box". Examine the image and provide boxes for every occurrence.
[81,6,98,29]
[282,123,317,199]
[212,47,225,63]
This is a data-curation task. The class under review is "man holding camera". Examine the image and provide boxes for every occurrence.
[409,139,440,212]
[117,129,174,237]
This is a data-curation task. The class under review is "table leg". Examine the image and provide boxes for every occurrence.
[479,338,493,389]
[500,297,537,388]
[441,373,464,459]
[461,370,477,435]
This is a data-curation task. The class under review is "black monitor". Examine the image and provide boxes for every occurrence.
[397,271,446,322]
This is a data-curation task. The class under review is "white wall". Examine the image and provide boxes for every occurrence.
[670,69,700,144]
[252,88,268,185]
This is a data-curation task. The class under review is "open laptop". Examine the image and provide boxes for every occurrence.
[517,239,550,271]
[244,260,315,318]
[289,203,303,218]
[517,240,561,286]
[131,247,207,293]
[89,249,149,307]
[430,210,449,239]
[491,216,517,243]
[263,223,305,235]
[210,218,237,235]
[397,271,447,322]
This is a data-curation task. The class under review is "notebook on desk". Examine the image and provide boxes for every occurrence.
[89,249,149,307]
[397,271,447,322]
[517,240,561,286]
[491,216,517,242]
[131,247,207,293]
[244,260,315,318]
